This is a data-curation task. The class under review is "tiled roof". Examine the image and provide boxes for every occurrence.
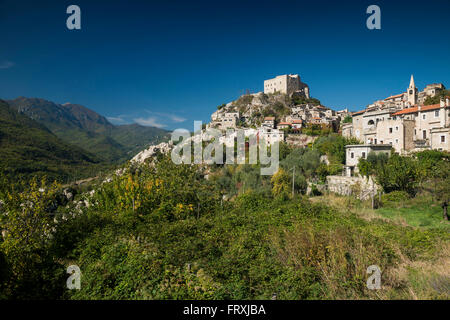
[264,117,275,120]
[352,110,365,116]
[278,122,291,125]
[421,104,441,111]
[384,93,404,100]
[392,104,442,116]
[392,106,418,115]
[292,120,303,123]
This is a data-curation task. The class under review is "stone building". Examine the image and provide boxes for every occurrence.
[218,112,240,130]
[262,116,275,128]
[344,144,392,176]
[344,76,450,153]
[264,74,310,97]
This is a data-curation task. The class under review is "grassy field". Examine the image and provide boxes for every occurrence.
[309,193,450,299]
[311,193,449,230]
[376,197,449,230]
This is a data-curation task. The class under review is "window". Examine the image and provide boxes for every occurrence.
[423,114,426,120]
[435,110,440,117]
[441,136,446,143]
[351,152,354,159]
[395,139,399,144]
[362,152,366,159]
[389,127,393,133]
[395,126,399,131]
[414,129,417,136]
[423,130,427,139]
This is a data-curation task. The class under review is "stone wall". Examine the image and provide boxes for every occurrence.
[326,175,378,200]
[285,134,317,147]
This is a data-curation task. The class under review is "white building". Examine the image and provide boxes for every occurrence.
[344,144,392,177]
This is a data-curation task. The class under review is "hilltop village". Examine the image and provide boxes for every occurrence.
[206,74,448,149]
[207,74,350,145]
[202,73,450,179]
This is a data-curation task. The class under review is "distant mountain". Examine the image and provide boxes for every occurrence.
[0,100,104,182]
[6,97,170,163]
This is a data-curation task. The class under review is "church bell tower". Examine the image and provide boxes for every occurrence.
[407,74,418,106]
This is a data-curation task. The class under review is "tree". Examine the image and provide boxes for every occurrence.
[0,178,64,298]
[271,168,290,199]
[375,154,420,196]
[423,89,450,106]
[357,158,373,178]
[342,115,352,123]
[433,161,450,220]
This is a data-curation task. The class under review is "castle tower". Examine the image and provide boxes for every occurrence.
[407,74,418,106]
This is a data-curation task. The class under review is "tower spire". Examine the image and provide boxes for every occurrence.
[409,74,415,88]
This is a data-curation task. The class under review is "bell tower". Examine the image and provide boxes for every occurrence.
[407,74,418,106]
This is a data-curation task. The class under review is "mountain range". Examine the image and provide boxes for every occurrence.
[0,99,106,182]
[6,97,170,163]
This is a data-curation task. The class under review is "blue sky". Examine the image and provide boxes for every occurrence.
[0,0,449,130]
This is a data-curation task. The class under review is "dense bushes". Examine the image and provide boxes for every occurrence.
[358,150,449,198]
[0,149,448,300]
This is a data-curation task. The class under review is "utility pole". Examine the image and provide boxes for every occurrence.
[292,166,295,198]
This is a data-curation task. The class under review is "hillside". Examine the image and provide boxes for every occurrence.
[6,97,170,163]
[211,92,323,127]
[0,100,104,182]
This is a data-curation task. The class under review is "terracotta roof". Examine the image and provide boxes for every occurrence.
[392,104,442,116]
[264,117,275,120]
[392,106,418,116]
[278,122,291,125]
[292,120,303,123]
[421,104,441,111]
[352,110,365,116]
[312,117,321,120]
[384,93,404,100]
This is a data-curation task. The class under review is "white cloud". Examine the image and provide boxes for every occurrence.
[144,110,187,123]
[107,116,126,124]
[168,115,187,123]
[0,61,14,69]
[134,117,166,128]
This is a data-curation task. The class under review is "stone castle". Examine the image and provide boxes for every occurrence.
[263,74,310,98]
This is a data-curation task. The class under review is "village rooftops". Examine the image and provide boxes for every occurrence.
[352,110,365,116]
[384,93,405,100]
[345,144,392,149]
[264,117,275,120]
[392,103,446,116]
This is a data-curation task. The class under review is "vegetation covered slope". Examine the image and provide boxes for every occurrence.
[0,100,104,182]
[0,152,448,300]
[6,97,170,163]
